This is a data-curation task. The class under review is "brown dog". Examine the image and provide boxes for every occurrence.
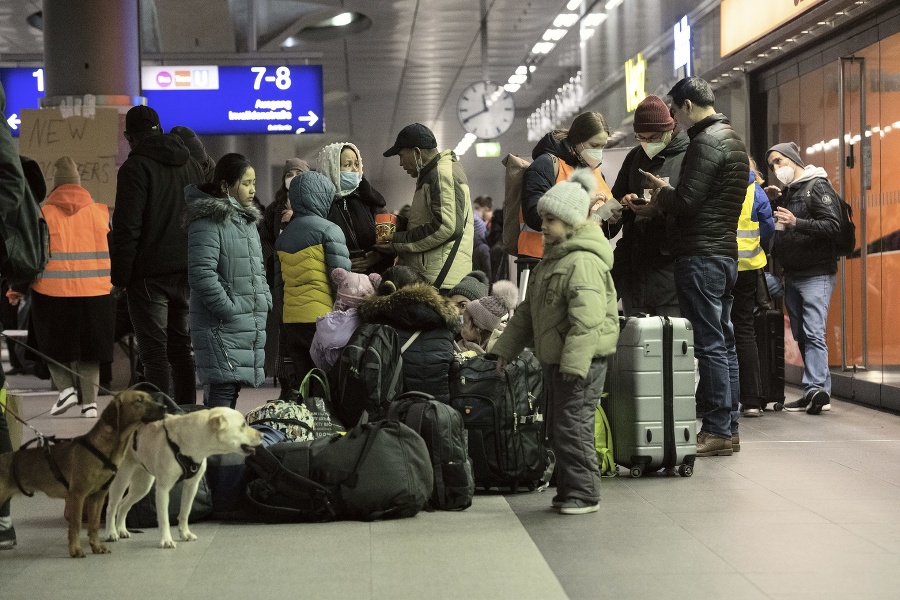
[0,390,166,557]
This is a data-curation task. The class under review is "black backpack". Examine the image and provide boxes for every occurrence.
[450,352,551,492]
[244,419,433,522]
[0,158,49,288]
[387,391,474,511]
[798,179,857,258]
[834,197,857,258]
[330,323,405,427]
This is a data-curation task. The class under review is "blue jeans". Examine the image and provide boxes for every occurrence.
[204,382,241,409]
[127,275,197,405]
[784,274,835,396]
[675,256,740,438]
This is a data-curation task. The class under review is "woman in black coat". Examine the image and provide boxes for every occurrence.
[317,142,393,275]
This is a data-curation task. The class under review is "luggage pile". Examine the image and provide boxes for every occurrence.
[199,314,707,525]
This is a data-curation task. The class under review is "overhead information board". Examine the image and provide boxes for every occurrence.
[142,65,324,134]
[0,64,324,136]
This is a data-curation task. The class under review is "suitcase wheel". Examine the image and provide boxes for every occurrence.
[630,466,643,478]
[678,464,693,477]
[773,402,784,412]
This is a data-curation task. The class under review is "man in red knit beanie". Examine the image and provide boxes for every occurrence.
[608,94,689,318]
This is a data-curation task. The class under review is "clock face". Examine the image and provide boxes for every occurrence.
[456,80,516,139]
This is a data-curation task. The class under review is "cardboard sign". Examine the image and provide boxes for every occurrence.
[19,107,124,206]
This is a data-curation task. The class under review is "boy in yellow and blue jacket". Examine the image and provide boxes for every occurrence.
[275,171,351,385]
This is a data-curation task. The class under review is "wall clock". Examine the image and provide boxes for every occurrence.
[456,80,515,139]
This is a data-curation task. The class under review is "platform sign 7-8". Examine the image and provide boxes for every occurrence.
[251,66,291,90]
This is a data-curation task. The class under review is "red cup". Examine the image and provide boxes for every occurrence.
[375,213,398,243]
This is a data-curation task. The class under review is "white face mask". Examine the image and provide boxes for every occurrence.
[641,131,673,160]
[284,175,295,190]
[578,144,603,169]
[775,165,795,185]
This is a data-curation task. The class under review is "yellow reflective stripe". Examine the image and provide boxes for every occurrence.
[736,228,759,238]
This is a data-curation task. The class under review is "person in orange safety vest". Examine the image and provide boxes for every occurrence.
[31,156,116,419]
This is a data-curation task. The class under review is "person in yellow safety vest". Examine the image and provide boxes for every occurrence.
[732,158,775,418]
[31,156,117,419]
[519,112,615,276]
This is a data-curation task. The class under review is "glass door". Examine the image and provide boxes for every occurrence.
[837,56,869,372]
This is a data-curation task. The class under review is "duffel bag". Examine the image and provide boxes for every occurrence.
[245,419,433,522]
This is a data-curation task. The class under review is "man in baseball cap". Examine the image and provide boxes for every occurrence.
[377,123,473,291]
[383,122,437,157]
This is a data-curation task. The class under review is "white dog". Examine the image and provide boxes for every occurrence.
[104,407,262,548]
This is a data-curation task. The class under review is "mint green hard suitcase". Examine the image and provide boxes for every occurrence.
[603,316,697,477]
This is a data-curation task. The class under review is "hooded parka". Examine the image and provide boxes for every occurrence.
[183,185,271,387]
[358,283,460,402]
[274,171,352,323]
[492,221,619,379]
[318,142,393,274]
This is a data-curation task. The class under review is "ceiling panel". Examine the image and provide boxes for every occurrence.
[0,0,579,204]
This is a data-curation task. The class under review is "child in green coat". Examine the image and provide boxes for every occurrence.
[492,168,619,515]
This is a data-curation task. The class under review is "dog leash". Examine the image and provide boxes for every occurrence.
[0,331,114,396]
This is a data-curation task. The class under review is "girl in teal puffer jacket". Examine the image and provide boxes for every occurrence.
[183,153,272,408]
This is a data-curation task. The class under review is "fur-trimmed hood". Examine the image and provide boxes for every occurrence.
[358,283,460,332]
[182,184,261,229]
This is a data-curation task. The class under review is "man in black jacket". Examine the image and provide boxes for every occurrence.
[644,78,749,457]
[765,142,842,415]
[110,106,205,404]
[609,94,689,317]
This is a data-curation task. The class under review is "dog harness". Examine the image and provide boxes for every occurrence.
[11,435,118,495]
[74,436,119,491]
[161,422,202,482]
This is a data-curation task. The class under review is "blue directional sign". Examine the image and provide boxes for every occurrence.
[143,65,324,135]
[0,64,324,137]
[0,67,45,137]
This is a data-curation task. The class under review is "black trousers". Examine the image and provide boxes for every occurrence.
[732,268,765,409]
[282,322,318,390]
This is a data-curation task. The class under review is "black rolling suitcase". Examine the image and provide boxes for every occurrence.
[754,308,786,410]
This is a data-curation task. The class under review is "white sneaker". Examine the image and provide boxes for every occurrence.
[80,403,98,418]
[50,388,79,416]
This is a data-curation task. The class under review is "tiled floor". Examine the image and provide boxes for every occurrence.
[3,372,900,599]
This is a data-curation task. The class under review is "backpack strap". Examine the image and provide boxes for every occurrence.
[400,330,422,354]
[432,205,470,290]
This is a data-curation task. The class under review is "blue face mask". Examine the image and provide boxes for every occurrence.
[340,171,361,192]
